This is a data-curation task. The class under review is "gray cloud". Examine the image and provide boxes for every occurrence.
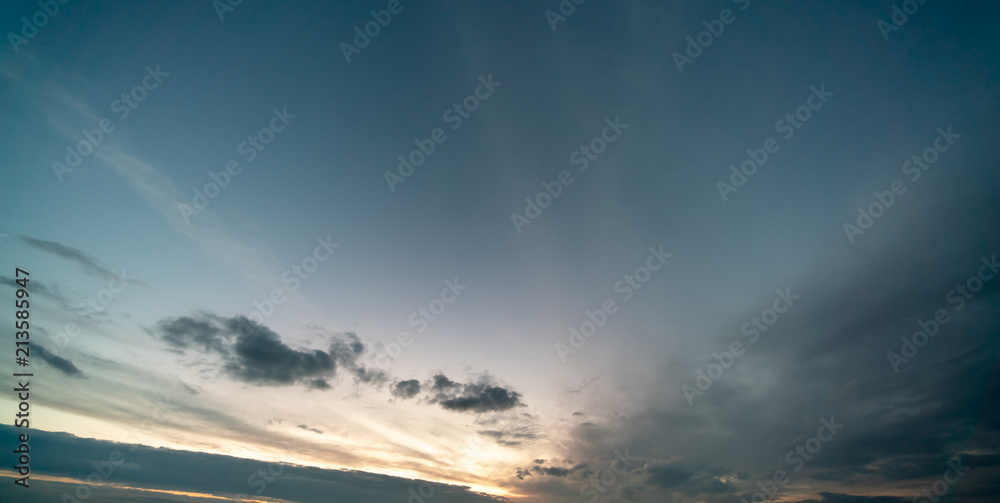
[0,424,506,503]
[150,313,384,390]
[430,373,462,392]
[154,314,228,353]
[788,494,909,503]
[35,344,84,377]
[19,236,146,286]
[474,413,543,447]
[476,427,540,447]
[439,384,523,413]
[298,424,323,434]
[544,185,1000,501]
[427,374,524,414]
[644,461,692,489]
[222,322,335,387]
[391,379,421,399]
[0,275,73,312]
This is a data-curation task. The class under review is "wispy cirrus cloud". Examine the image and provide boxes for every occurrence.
[19,235,148,287]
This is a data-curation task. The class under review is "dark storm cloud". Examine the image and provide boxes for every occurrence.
[644,461,692,489]
[223,323,335,386]
[308,378,332,390]
[425,373,525,413]
[515,459,588,480]
[150,313,384,390]
[391,379,421,399]
[19,236,147,286]
[557,181,1000,499]
[439,384,523,413]
[521,454,734,502]
[0,425,506,503]
[427,375,524,413]
[534,466,572,477]
[787,494,908,503]
[35,344,83,377]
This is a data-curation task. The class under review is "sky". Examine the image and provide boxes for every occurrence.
[1,1,999,502]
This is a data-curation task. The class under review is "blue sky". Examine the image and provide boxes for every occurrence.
[1,1,1000,502]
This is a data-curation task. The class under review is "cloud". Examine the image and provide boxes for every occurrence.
[150,313,384,390]
[537,180,1000,500]
[439,384,523,413]
[391,379,421,399]
[533,466,572,477]
[19,236,146,286]
[515,467,532,480]
[430,373,462,392]
[427,374,524,414]
[222,322,335,387]
[0,424,507,503]
[154,314,228,353]
[787,494,909,503]
[476,428,538,447]
[644,461,692,489]
[519,459,589,480]
[309,378,332,390]
[474,413,542,447]
[34,344,84,377]
[298,424,324,434]
[0,275,73,311]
